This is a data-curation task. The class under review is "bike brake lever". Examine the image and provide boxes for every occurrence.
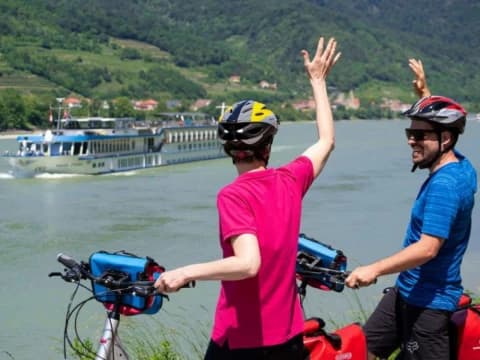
[48,270,81,282]
[183,281,196,288]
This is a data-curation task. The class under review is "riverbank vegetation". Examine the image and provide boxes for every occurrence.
[68,292,479,359]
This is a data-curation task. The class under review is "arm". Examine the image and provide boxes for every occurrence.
[154,233,261,292]
[409,58,431,98]
[301,37,341,179]
[345,234,444,288]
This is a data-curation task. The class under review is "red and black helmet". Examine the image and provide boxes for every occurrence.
[403,96,467,134]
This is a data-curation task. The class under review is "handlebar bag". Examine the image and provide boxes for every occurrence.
[89,250,164,316]
[297,233,347,292]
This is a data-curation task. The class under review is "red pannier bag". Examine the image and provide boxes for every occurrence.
[451,294,480,360]
[303,317,367,360]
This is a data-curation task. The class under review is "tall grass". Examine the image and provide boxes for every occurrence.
[121,310,210,360]
[68,291,479,360]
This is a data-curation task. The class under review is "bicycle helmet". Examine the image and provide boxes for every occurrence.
[403,95,467,134]
[218,100,279,164]
[404,96,467,172]
[218,100,279,145]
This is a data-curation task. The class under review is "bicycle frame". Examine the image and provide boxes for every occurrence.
[96,307,129,360]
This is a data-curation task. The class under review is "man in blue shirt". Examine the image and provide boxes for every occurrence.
[346,62,477,360]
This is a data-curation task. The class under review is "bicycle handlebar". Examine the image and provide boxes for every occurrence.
[296,264,377,291]
[297,267,350,281]
[51,253,194,296]
[57,253,80,271]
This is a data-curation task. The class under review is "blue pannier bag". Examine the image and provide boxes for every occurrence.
[89,251,164,316]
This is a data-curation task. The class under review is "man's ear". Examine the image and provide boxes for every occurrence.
[441,131,453,150]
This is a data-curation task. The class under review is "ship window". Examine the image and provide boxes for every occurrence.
[82,142,88,154]
[73,142,82,155]
[63,142,72,155]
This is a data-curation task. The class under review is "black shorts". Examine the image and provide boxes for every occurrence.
[364,287,452,360]
[203,333,306,360]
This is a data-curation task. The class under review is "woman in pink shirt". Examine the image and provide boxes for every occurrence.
[155,36,341,360]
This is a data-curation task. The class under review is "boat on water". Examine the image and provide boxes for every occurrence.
[2,113,225,176]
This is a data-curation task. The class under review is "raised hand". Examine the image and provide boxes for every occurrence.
[302,37,341,82]
[409,58,431,98]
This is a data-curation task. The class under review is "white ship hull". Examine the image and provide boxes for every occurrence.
[4,117,225,177]
[8,146,224,176]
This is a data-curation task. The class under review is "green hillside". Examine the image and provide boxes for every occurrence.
[0,0,479,129]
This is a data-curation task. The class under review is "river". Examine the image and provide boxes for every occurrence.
[0,119,479,359]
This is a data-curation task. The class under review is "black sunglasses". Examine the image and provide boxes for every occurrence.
[404,128,437,141]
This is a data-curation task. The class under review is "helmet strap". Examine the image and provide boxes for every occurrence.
[411,130,454,172]
[257,143,272,166]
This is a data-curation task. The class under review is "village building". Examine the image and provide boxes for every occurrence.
[258,80,277,90]
[166,100,182,109]
[191,99,212,111]
[229,75,241,83]
[380,98,411,113]
[64,96,82,109]
[333,90,360,110]
[291,98,316,111]
[133,99,158,111]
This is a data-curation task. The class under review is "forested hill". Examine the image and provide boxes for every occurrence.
[0,0,479,128]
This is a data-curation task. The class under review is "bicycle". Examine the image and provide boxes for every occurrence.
[296,233,480,360]
[50,239,479,360]
[49,250,193,360]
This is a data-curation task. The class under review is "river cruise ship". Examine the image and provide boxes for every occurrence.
[4,114,225,176]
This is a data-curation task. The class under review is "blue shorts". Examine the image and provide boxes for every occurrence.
[364,287,452,360]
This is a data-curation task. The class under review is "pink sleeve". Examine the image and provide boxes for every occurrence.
[280,156,315,197]
[217,189,256,245]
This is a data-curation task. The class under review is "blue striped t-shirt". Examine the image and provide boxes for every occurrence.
[397,150,477,311]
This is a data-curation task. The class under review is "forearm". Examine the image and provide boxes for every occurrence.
[180,256,259,282]
[370,241,437,277]
[312,79,335,146]
[302,79,335,176]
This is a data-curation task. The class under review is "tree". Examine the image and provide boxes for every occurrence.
[0,90,28,129]
[112,97,135,118]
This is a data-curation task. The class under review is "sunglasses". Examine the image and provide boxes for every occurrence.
[218,123,266,145]
[404,128,437,141]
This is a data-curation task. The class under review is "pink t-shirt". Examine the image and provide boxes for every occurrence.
[212,156,314,349]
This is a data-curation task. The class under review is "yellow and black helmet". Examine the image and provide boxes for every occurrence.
[218,100,279,146]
